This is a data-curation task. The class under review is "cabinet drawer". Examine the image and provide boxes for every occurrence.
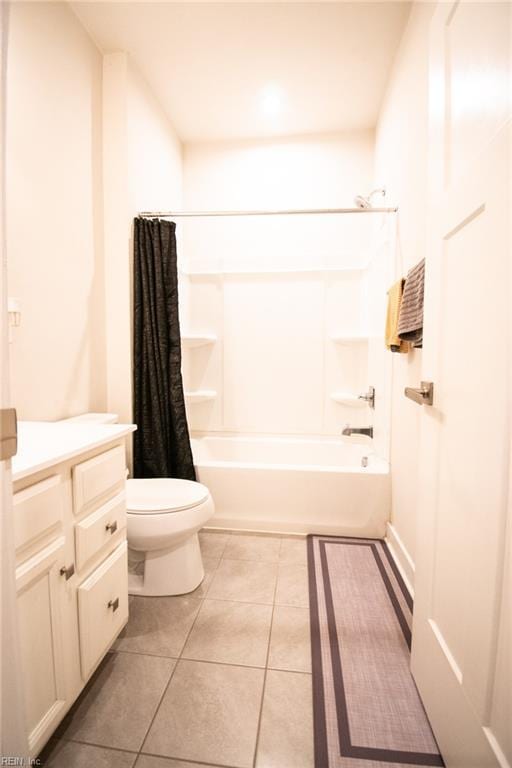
[78,541,128,680]
[75,491,126,571]
[14,475,64,553]
[73,445,125,516]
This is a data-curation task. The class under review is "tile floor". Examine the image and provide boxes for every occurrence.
[41,531,314,768]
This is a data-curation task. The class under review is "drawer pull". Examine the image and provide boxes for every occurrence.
[60,563,75,580]
[108,597,119,612]
[105,521,118,535]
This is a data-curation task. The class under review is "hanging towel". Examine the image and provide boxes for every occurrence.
[398,258,425,348]
[385,279,409,353]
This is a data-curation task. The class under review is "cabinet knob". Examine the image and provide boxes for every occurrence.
[60,564,75,580]
[105,520,118,535]
[108,597,120,612]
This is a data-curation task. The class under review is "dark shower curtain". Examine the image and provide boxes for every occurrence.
[133,217,196,481]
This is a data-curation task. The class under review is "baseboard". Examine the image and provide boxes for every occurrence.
[385,522,415,599]
[202,525,307,539]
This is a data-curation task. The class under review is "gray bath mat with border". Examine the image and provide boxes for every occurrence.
[307,535,444,768]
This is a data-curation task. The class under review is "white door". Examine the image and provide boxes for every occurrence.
[0,1,29,760]
[411,2,511,767]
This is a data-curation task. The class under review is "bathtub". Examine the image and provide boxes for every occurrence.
[192,435,390,537]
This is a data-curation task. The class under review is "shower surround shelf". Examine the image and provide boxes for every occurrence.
[185,390,217,404]
[181,334,217,349]
[330,392,367,407]
[182,266,368,277]
[330,334,369,344]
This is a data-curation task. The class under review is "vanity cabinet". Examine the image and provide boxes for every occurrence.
[13,429,133,758]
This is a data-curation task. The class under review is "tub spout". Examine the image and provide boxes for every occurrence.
[342,425,374,439]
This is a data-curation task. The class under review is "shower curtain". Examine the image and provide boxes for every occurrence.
[133,217,196,481]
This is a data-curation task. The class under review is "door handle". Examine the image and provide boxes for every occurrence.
[404,381,434,406]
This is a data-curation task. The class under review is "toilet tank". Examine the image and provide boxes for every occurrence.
[58,412,119,424]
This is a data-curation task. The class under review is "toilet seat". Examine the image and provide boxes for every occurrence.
[127,478,210,515]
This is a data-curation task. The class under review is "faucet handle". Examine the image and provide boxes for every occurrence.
[358,386,375,409]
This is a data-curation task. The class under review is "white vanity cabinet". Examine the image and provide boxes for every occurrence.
[12,424,135,758]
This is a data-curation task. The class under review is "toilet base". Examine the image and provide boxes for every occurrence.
[128,533,205,597]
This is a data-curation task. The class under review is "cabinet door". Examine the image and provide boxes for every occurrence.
[16,537,68,757]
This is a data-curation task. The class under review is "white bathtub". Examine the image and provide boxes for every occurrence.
[192,435,390,537]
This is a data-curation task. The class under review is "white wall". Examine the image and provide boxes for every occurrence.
[127,64,183,216]
[102,53,183,430]
[374,3,434,584]
[6,2,106,420]
[182,133,391,441]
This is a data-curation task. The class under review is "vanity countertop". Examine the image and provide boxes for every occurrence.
[12,421,137,482]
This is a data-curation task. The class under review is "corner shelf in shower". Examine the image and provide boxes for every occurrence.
[185,390,217,404]
[181,334,217,349]
[330,334,369,344]
[182,266,367,277]
[330,391,367,407]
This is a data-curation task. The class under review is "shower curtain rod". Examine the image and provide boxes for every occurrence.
[138,206,398,218]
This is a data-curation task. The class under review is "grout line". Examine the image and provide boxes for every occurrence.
[134,650,180,756]
[214,555,282,564]
[50,736,139,755]
[201,551,224,597]
[197,595,277,607]
[116,648,269,673]
[251,543,280,768]
[138,749,242,768]
[137,574,210,757]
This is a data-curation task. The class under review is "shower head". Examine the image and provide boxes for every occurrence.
[353,187,386,210]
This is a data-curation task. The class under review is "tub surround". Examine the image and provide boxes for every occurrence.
[13,421,135,757]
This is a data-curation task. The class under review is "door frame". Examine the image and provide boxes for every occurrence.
[0,1,29,759]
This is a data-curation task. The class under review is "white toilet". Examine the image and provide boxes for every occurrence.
[126,477,214,596]
[59,412,215,597]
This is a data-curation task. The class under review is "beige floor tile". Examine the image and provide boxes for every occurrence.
[136,756,219,768]
[40,740,136,768]
[199,531,230,559]
[207,559,278,604]
[114,595,202,657]
[191,556,220,598]
[182,599,273,667]
[275,563,309,607]
[255,670,314,768]
[143,659,264,768]
[268,605,311,673]
[58,652,175,752]
[279,537,308,565]
[223,534,281,562]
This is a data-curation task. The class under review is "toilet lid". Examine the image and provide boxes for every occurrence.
[126,478,210,514]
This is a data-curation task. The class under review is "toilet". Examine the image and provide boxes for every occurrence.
[126,477,214,596]
[59,412,215,597]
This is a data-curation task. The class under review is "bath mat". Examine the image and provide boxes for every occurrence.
[307,535,444,768]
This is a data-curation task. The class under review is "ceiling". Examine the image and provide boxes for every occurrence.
[72,2,411,143]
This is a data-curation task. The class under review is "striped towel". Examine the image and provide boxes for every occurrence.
[398,258,425,348]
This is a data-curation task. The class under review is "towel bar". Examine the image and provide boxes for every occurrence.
[404,381,434,405]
